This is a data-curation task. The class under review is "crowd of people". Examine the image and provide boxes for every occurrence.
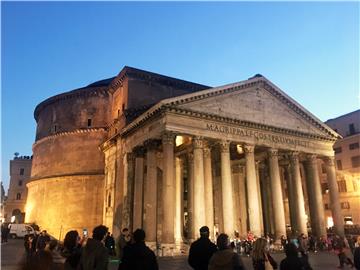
[9,223,360,270]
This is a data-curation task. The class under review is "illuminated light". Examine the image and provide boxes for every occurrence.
[25,202,33,222]
[236,144,243,154]
[11,216,16,223]
[175,136,184,147]
[327,216,334,228]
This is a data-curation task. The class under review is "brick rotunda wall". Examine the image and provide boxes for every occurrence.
[26,86,110,239]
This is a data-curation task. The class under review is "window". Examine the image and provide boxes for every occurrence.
[334,147,342,154]
[324,203,329,210]
[18,180,22,186]
[122,103,125,111]
[87,119,92,127]
[337,180,347,192]
[107,193,111,208]
[351,156,360,168]
[20,168,24,175]
[16,193,21,200]
[349,123,356,135]
[353,180,359,192]
[117,109,120,117]
[341,202,350,209]
[321,183,329,194]
[336,160,342,170]
[349,142,359,150]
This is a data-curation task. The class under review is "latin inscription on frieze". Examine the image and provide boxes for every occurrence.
[206,122,309,148]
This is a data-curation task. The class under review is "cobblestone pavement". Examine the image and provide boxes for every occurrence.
[1,239,346,270]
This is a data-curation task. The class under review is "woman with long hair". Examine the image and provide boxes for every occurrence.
[62,230,82,270]
[252,238,277,270]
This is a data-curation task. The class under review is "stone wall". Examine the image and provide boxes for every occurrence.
[31,130,106,179]
[25,175,104,239]
[35,87,110,141]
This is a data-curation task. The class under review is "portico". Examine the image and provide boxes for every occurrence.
[102,75,343,252]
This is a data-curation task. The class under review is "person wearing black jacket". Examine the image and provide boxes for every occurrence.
[188,226,217,270]
[118,229,158,270]
[62,230,82,270]
[79,225,109,270]
[280,243,312,270]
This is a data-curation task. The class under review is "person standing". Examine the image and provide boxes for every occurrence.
[118,228,132,260]
[36,230,51,251]
[252,238,277,270]
[62,230,82,270]
[105,232,115,256]
[280,243,312,270]
[354,236,360,270]
[208,233,245,270]
[24,234,33,260]
[118,229,158,270]
[188,226,217,270]
[79,225,109,270]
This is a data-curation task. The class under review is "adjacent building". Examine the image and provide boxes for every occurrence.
[25,66,345,252]
[322,110,360,226]
[4,155,32,223]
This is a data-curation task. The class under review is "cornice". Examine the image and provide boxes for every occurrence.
[109,66,210,93]
[33,127,107,146]
[119,77,339,142]
[34,86,110,121]
[27,171,105,185]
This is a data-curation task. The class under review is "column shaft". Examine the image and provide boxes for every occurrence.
[304,155,326,237]
[133,147,145,230]
[203,145,215,240]
[220,141,235,237]
[284,164,296,234]
[237,167,248,237]
[174,157,183,243]
[290,152,307,235]
[324,156,344,237]
[143,141,158,243]
[187,153,195,240]
[259,165,271,235]
[122,153,135,231]
[193,137,206,238]
[244,144,262,237]
[256,163,264,235]
[162,133,175,244]
[268,149,286,239]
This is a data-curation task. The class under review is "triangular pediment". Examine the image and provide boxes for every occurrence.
[160,76,339,139]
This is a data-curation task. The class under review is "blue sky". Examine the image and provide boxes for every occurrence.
[1,1,359,190]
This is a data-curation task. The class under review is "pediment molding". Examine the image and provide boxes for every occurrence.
[120,76,339,141]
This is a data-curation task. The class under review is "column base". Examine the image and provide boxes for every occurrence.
[145,241,157,253]
[157,242,189,256]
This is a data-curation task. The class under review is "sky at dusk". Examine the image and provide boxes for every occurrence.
[1,1,359,191]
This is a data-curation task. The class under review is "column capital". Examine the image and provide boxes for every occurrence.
[305,154,318,164]
[126,152,135,162]
[133,146,146,157]
[193,136,204,149]
[268,148,279,157]
[243,144,255,154]
[289,151,300,162]
[187,152,194,162]
[219,140,230,153]
[162,132,176,145]
[203,146,211,158]
[323,156,335,166]
[144,139,161,151]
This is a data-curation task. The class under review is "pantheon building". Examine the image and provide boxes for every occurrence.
[26,66,344,252]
